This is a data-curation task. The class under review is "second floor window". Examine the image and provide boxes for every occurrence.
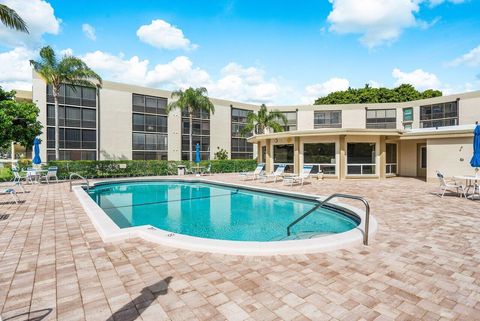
[420,101,458,128]
[281,112,297,131]
[366,109,396,129]
[314,110,342,128]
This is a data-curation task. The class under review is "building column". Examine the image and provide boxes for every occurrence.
[380,136,386,179]
[339,135,346,180]
[294,137,300,175]
[11,141,15,163]
[257,143,262,162]
[266,139,272,172]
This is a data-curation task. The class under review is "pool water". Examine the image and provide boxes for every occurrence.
[88,181,359,242]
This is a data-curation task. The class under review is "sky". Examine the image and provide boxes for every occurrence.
[0,0,479,105]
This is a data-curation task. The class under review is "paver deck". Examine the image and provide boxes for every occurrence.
[0,175,479,321]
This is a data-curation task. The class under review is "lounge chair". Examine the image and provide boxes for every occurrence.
[259,164,286,183]
[283,165,314,187]
[436,170,466,198]
[1,188,20,204]
[41,166,59,184]
[239,163,264,180]
[12,167,27,183]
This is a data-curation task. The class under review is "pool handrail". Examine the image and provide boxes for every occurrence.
[286,193,371,245]
[69,173,90,192]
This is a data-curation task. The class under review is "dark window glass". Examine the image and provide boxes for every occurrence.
[386,144,397,164]
[304,143,335,164]
[82,130,96,149]
[133,114,145,131]
[403,108,413,122]
[132,133,145,150]
[420,101,458,128]
[366,109,396,129]
[145,115,157,132]
[347,143,375,164]
[47,105,55,126]
[282,112,297,131]
[65,107,81,127]
[82,87,96,107]
[47,127,55,148]
[231,107,253,159]
[273,144,294,163]
[314,110,342,128]
[82,109,96,128]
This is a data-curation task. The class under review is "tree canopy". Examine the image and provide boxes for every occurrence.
[314,84,442,105]
[241,104,287,135]
[0,87,42,149]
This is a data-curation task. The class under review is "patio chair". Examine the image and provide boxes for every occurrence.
[0,188,20,204]
[436,170,466,198]
[259,164,286,183]
[41,166,59,184]
[283,165,314,187]
[239,163,264,180]
[26,168,39,184]
[12,167,27,183]
[202,164,212,176]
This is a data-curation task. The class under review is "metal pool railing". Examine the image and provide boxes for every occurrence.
[286,193,371,245]
[69,173,90,192]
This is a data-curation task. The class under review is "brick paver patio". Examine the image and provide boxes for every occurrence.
[1,175,479,321]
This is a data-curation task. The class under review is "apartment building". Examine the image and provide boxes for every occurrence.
[29,72,480,182]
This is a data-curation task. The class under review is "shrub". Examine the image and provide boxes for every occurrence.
[47,159,257,179]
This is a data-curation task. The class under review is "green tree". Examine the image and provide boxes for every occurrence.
[0,4,28,32]
[0,87,42,149]
[314,84,442,105]
[30,46,102,160]
[166,87,215,162]
[241,104,287,135]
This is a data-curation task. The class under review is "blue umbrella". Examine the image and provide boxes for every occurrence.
[32,137,41,165]
[470,124,480,170]
[195,143,201,163]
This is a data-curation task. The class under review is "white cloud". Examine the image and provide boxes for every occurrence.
[449,45,480,67]
[0,47,34,90]
[392,68,441,90]
[301,77,350,103]
[0,0,61,48]
[136,19,197,50]
[82,23,96,41]
[327,0,419,47]
[326,0,463,47]
[367,80,382,88]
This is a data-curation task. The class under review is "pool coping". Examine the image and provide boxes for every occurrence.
[73,176,378,256]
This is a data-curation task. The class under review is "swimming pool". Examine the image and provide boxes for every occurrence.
[74,178,376,255]
[87,180,359,242]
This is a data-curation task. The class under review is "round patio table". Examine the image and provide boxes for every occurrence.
[454,175,480,199]
[191,166,205,176]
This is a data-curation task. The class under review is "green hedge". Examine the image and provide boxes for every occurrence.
[47,159,258,179]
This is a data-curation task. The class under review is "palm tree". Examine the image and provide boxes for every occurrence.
[241,104,288,135]
[30,46,102,160]
[0,4,28,33]
[167,87,214,162]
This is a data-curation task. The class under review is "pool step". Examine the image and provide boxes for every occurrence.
[274,231,336,241]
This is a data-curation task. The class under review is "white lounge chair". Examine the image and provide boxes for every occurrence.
[283,165,314,187]
[41,166,59,184]
[436,171,466,198]
[1,188,20,204]
[240,163,264,180]
[259,164,286,183]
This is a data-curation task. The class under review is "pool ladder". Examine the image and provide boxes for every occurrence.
[69,173,90,192]
[286,193,371,245]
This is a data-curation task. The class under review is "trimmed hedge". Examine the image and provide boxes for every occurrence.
[47,159,257,179]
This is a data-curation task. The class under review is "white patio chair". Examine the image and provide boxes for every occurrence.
[283,165,314,187]
[436,171,466,198]
[26,167,39,184]
[12,167,27,183]
[259,164,286,183]
[201,164,212,176]
[0,188,20,204]
[239,163,264,180]
[41,166,59,184]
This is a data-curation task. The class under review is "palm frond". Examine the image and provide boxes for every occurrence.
[0,4,28,33]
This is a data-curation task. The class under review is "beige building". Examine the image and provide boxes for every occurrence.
[28,72,480,182]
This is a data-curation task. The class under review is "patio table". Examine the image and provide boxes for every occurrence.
[22,169,48,184]
[454,175,480,199]
[191,166,205,176]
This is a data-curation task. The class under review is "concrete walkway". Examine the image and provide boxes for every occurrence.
[0,175,479,320]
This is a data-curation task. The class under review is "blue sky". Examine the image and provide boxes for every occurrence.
[0,0,479,104]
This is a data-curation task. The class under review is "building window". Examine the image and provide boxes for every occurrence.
[261,146,266,163]
[181,109,210,160]
[231,107,253,159]
[281,112,297,131]
[366,109,396,129]
[386,143,397,175]
[347,143,376,175]
[46,84,97,161]
[303,143,336,174]
[132,93,168,160]
[314,111,342,128]
[273,144,294,173]
[420,101,458,128]
[403,108,413,121]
